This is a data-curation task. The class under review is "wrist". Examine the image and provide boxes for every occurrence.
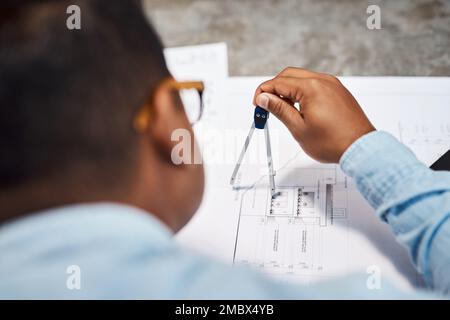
[336,126,376,163]
[339,129,379,166]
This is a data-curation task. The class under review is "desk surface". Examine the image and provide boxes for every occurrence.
[144,0,450,77]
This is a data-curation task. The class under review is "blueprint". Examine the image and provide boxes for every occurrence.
[228,77,450,289]
[223,77,450,289]
[233,165,350,283]
[164,44,450,292]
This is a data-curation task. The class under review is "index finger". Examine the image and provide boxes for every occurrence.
[276,67,333,80]
[253,76,314,106]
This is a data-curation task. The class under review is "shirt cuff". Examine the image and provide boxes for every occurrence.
[339,131,427,217]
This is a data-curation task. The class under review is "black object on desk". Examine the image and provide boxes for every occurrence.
[430,149,450,171]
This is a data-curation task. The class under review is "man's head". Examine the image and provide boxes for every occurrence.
[0,0,204,231]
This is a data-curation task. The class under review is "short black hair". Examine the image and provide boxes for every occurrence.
[0,0,169,189]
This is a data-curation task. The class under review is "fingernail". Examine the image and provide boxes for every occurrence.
[256,93,269,110]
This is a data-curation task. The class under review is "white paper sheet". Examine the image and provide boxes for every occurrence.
[164,42,228,121]
[175,75,450,291]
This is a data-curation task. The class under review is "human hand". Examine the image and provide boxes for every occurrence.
[253,67,375,163]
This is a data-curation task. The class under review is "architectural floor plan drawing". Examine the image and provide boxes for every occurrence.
[231,118,450,283]
[172,69,450,290]
[233,163,352,283]
[219,77,450,288]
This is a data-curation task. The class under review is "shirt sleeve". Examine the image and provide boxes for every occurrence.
[340,130,450,295]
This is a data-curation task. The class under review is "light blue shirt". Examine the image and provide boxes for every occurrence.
[0,131,448,299]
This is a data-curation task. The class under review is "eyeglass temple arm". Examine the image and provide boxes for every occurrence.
[172,81,204,93]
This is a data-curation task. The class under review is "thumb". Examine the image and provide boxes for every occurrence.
[256,92,303,130]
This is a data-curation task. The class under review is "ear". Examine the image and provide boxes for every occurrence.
[146,85,194,165]
[133,83,205,231]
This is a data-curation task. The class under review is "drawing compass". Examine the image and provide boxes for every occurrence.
[230,106,278,198]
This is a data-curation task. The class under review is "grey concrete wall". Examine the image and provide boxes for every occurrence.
[144,0,450,76]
